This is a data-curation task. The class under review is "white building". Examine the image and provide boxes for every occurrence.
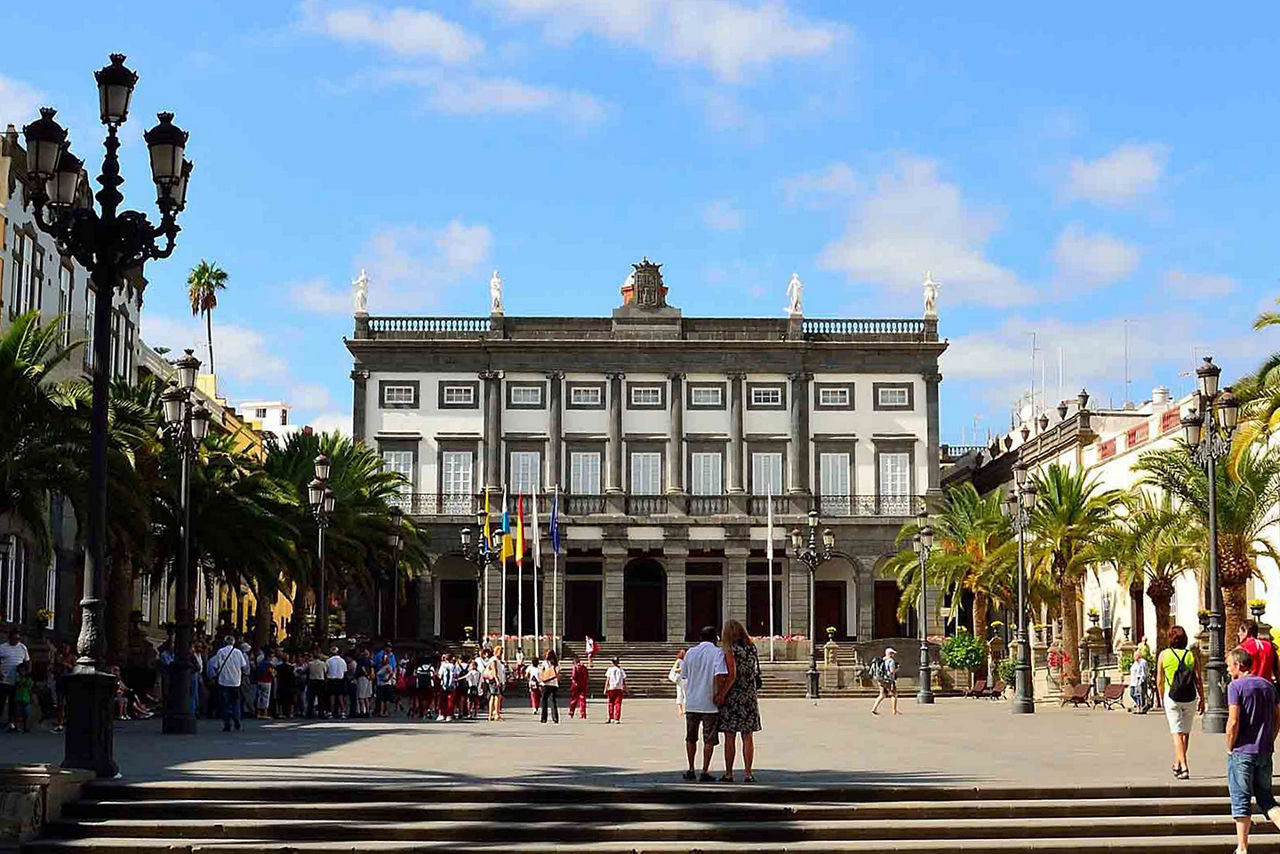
[237,400,298,442]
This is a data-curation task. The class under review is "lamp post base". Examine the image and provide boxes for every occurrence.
[1202,707,1228,734]
[916,665,935,704]
[805,665,820,700]
[162,659,198,735]
[62,670,119,778]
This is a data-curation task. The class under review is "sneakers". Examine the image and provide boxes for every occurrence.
[681,770,697,782]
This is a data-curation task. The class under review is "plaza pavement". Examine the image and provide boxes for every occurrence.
[1,697,1235,787]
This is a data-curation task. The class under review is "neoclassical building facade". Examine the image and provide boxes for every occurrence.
[345,261,947,645]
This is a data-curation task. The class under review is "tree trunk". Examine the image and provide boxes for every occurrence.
[1059,579,1083,686]
[252,590,272,650]
[1149,593,1172,656]
[1224,582,1248,651]
[205,310,215,376]
[105,550,132,663]
[973,592,989,642]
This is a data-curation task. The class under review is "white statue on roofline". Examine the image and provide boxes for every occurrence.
[923,271,940,319]
[786,273,803,317]
[353,268,369,316]
[490,270,504,316]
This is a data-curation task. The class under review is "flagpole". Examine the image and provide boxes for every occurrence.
[552,485,560,656]
[531,493,541,655]
[517,495,524,658]
[767,484,775,663]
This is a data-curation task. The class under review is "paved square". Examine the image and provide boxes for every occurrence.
[3,698,1237,787]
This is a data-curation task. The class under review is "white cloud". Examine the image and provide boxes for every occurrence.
[289,384,333,411]
[308,411,352,436]
[290,278,351,314]
[1162,269,1236,299]
[816,156,1028,307]
[0,75,42,129]
[301,1,484,63]
[1063,142,1168,206]
[702,199,743,232]
[358,219,493,313]
[1050,225,1140,289]
[359,67,607,124]
[487,0,847,83]
[141,315,288,385]
[782,162,858,208]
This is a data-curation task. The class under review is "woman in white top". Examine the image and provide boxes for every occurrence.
[668,649,687,716]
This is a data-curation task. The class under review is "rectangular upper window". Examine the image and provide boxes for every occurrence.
[510,450,541,494]
[878,452,910,497]
[254,408,267,419]
[690,386,723,408]
[570,451,602,495]
[628,384,664,409]
[438,381,479,409]
[690,452,723,496]
[751,452,783,495]
[506,381,547,410]
[815,383,855,410]
[569,385,603,407]
[873,382,914,411]
[379,380,420,409]
[630,452,662,495]
[747,382,786,410]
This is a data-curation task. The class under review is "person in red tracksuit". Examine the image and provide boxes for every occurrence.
[605,657,627,723]
[568,654,590,719]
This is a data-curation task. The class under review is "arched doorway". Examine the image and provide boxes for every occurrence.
[815,556,859,641]
[432,555,480,641]
[624,558,667,641]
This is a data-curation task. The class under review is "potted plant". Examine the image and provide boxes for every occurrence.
[825,626,837,643]
[1087,608,1101,627]
[34,608,53,630]
[1249,598,1267,620]
[464,625,475,643]
[940,628,987,690]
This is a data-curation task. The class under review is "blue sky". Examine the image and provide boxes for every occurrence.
[4,2,1278,444]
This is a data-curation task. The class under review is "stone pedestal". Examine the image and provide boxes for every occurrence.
[61,670,119,778]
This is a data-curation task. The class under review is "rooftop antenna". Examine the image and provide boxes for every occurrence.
[1028,332,1039,423]
[1058,346,1063,410]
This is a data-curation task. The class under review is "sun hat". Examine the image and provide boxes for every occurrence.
[885,648,898,655]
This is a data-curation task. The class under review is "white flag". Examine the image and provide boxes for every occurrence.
[530,490,541,566]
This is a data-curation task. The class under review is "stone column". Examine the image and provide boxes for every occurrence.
[727,372,746,493]
[480,370,502,493]
[350,368,369,444]
[788,557,810,640]
[603,546,626,642]
[924,370,942,499]
[666,549,688,644]
[547,371,564,491]
[787,371,813,496]
[725,547,749,625]
[667,372,684,496]
[606,372,625,494]
[416,570,434,640]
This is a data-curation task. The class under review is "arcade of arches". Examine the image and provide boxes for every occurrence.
[389,549,926,645]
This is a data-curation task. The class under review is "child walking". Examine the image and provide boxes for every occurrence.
[568,654,590,719]
[527,656,543,716]
[605,657,627,723]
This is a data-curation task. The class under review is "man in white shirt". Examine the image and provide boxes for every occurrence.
[681,626,729,781]
[1,629,32,732]
[206,636,249,731]
[325,646,347,718]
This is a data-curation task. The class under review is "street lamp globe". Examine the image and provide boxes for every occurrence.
[94,54,138,126]
[920,525,935,550]
[1217,387,1240,433]
[322,488,336,515]
[912,535,922,555]
[822,528,835,551]
[1003,491,1017,518]
[1197,356,1221,399]
[307,478,325,508]
[168,159,193,211]
[1013,463,1028,488]
[1181,410,1205,448]
[807,509,819,529]
[174,349,200,391]
[314,454,331,481]
[22,108,69,180]
[144,112,189,189]
[460,527,472,549]
[1021,481,1038,510]
[190,403,211,441]
[789,528,803,552]
[161,382,184,427]
[48,149,84,208]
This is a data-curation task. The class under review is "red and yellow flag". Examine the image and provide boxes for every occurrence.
[515,494,525,565]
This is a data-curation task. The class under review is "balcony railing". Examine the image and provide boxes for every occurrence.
[390,493,477,516]
[626,495,667,515]
[749,495,784,516]
[366,316,492,335]
[566,494,606,515]
[689,495,728,515]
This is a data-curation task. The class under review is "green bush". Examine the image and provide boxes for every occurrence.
[940,628,987,672]
[1119,649,1134,674]
[996,657,1017,684]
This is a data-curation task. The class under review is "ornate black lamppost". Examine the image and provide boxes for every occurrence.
[791,510,834,701]
[21,54,192,776]
[308,455,335,645]
[159,351,209,734]
[1004,464,1038,715]
[1181,357,1240,734]
[913,512,935,704]
[461,512,503,643]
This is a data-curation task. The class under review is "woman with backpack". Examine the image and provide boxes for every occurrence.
[1157,625,1206,779]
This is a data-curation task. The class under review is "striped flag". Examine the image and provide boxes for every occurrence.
[530,489,541,566]
[516,494,525,566]
[550,486,560,554]
[501,486,514,559]
[482,491,492,553]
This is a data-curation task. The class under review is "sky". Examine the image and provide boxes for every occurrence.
[4,2,1279,445]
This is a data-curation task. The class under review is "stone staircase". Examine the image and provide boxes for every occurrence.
[23,780,1275,852]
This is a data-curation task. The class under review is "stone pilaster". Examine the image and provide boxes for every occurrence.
[788,557,810,639]
[547,371,564,490]
[667,372,684,495]
[787,371,813,496]
[725,548,749,624]
[606,372,625,495]
[855,557,878,641]
[480,370,502,493]
[924,370,943,500]
[543,554,566,643]
[603,547,626,642]
[665,549,688,643]
[727,372,746,494]
[350,369,369,444]
[416,572,434,641]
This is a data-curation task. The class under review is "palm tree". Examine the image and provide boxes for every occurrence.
[187,260,228,375]
[1135,442,1280,644]
[1254,298,1280,332]
[1026,464,1122,686]
[1231,352,1280,451]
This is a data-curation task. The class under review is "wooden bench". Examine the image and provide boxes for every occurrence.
[1061,683,1091,707]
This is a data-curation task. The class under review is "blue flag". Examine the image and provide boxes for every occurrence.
[550,487,560,554]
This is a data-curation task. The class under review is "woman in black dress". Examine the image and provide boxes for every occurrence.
[715,619,762,782]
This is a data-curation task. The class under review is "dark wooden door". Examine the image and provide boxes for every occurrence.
[815,580,847,640]
[624,561,667,641]
[873,580,902,639]
[564,580,602,642]
[746,581,783,639]
[503,574,541,638]
[439,579,477,641]
[686,581,722,642]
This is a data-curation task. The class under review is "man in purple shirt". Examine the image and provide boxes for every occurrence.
[1226,647,1280,853]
